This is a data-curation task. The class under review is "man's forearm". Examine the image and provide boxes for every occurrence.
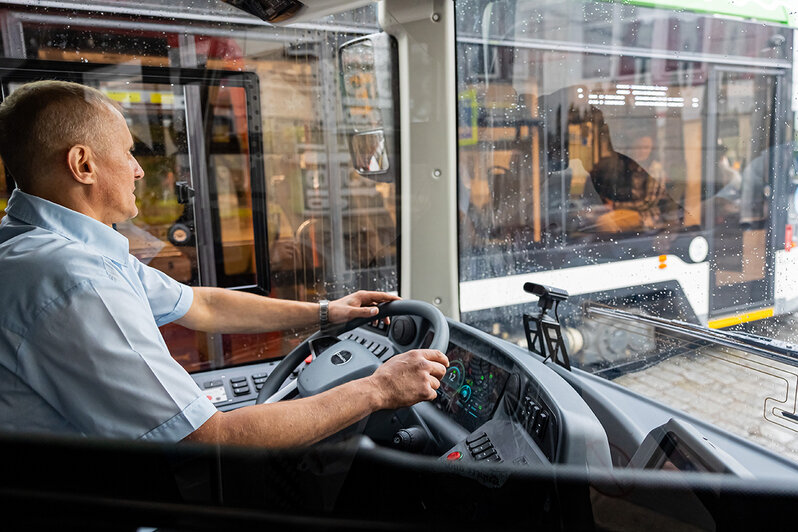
[183,377,383,447]
[176,287,319,334]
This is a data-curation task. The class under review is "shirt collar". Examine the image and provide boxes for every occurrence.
[4,189,130,264]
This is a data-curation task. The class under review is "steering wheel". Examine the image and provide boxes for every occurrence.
[255,299,449,406]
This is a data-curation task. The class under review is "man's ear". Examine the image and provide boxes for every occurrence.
[66,145,96,185]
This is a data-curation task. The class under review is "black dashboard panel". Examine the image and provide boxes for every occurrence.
[431,325,562,464]
[434,339,510,432]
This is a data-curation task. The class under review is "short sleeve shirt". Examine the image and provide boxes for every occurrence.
[0,189,217,441]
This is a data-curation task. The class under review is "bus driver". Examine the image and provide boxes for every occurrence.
[0,80,449,446]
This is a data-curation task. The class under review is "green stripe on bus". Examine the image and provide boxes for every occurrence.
[599,0,794,26]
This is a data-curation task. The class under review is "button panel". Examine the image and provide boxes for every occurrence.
[345,332,392,358]
[516,384,557,462]
[465,433,501,463]
[192,360,284,408]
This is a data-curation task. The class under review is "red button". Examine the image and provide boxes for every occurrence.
[304,355,313,364]
[447,451,462,461]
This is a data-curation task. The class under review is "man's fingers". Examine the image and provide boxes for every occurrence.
[356,290,400,304]
[426,380,439,401]
[426,360,448,380]
[354,306,380,319]
[421,349,449,367]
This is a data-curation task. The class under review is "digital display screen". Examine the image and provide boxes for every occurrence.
[433,342,510,432]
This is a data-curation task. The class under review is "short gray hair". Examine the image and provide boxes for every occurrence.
[0,80,120,191]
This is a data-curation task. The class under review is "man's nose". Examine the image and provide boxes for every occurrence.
[133,158,145,179]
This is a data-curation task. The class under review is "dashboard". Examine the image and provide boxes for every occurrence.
[429,326,562,465]
[190,314,610,470]
[188,308,798,478]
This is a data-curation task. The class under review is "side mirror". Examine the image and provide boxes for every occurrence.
[351,130,389,174]
[339,33,399,182]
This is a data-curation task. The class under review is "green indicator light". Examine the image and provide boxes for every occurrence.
[489,374,493,379]
[478,406,482,410]
[480,376,484,381]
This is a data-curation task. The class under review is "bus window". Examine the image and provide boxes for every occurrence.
[0,4,395,370]
[206,85,257,289]
[99,80,198,286]
[25,26,172,67]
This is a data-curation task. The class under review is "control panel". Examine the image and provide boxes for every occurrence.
[515,382,557,462]
[191,360,285,411]
[441,419,549,466]
[342,328,394,359]
[461,432,502,463]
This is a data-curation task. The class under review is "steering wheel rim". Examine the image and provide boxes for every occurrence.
[256,299,449,404]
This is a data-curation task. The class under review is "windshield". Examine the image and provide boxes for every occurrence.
[455,0,798,463]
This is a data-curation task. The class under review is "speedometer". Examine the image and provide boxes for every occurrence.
[433,340,510,432]
[442,360,465,391]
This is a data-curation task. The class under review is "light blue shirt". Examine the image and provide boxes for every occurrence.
[0,189,217,441]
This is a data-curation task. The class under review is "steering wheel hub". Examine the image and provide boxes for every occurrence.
[297,340,381,396]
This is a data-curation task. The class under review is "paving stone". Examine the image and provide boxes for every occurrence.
[610,347,798,465]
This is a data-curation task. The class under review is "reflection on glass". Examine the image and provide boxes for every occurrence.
[455,0,787,357]
[341,40,383,131]
[1,7,393,371]
[351,130,389,174]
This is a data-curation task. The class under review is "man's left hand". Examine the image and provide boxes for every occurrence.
[329,290,400,324]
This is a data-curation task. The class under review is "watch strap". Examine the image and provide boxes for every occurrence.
[319,299,330,330]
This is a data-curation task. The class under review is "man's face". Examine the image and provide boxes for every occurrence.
[92,106,145,225]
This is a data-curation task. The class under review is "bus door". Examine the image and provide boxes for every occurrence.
[0,60,269,371]
[707,67,781,317]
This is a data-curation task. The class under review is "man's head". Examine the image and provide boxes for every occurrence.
[0,80,144,224]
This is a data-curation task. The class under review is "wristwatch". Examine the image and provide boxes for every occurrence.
[319,299,329,330]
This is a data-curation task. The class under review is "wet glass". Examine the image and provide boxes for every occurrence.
[2,4,395,371]
[588,306,798,465]
[454,0,798,464]
[454,0,791,357]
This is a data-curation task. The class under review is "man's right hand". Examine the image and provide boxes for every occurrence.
[367,349,449,410]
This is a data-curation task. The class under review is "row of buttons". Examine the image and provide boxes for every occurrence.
[345,333,390,357]
[520,394,550,440]
[208,373,269,397]
[230,376,250,397]
[466,432,501,463]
